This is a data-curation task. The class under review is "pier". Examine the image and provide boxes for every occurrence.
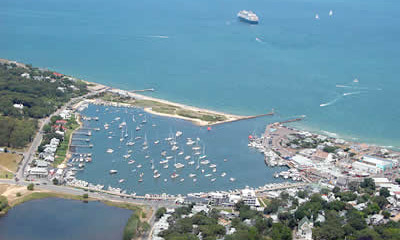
[72,138,91,142]
[70,144,93,148]
[73,131,92,136]
[129,88,155,93]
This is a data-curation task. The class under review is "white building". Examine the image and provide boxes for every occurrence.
[296,216,313,240]
[13,103,24,109]
[28,167,48,178]
[241,188,259,207]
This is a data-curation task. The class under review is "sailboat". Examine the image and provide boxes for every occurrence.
[174,156,184,169]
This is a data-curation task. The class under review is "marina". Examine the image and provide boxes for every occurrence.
[67,104,287,195]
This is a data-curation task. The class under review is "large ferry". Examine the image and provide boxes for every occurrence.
[237,10,259,24]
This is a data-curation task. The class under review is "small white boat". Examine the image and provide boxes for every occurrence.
[193,178,197,182]
[123,154,131,159]
[189,173,196,178]
[171,145,179,151]
[136,126,141,131]
[128,160,135,164]
[160,160,168,164]
[205,174,212,177]
[188,161,195,165]
[153,173,161,178]
[171,172,179,179]
[152,124,157,127]
[174,163,185,169]
[186,140,195,145]
[315,14,319,19]
[154,140,160,144]
[178,151,184,156]
[212,168,217,173]
[137,164,142,168]
[184,156,191,160]
[142,146,149,150]
[163,164,169,169]
[199,155,207,160]
[176,131,183,137]
[221,172,226,177]
[166,156,173,160]
[209,164,217,168]
[106,148,114,153]
[164,178,167,182]
[109,170,118,174]
[200,160,210,165]
[211,178,216,182]
[119,179,125,183]
[229,177,236,182]
[126,141,135,146]
[329,10,333,16]
[180,178,184,182]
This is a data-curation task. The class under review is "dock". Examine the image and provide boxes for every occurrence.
[73,131,92,136]
[70,144,93,148]
[72,138,91,142]
[129,88,155,93]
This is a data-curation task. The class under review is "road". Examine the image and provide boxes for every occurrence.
[16,90,105,181]
[0,179,176,209]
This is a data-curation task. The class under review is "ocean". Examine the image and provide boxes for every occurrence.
[1,0,399,148]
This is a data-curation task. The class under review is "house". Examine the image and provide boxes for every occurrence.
[21,72,30,78]
[192,205,209,214]
[13,103,24,109]
[296,216,313,240]
[35,160,49,168]
[312,150,329,161]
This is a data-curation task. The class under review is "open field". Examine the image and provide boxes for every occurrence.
[0,153,22,179]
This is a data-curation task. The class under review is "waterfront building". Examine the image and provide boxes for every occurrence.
[192,205,209,214]
[360,155,393,171]
[241,188,259,207]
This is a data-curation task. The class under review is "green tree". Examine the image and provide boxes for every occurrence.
[82,193,89,199]
[270,223,292,240]
[379,187,390,198]
[156,207,167,220]
[27,183,34,191]
[360,178,375,190]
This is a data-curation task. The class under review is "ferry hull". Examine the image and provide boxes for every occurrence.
[238,17,258,24]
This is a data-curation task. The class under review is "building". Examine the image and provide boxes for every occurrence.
[192,205,209,214]
[352,161,380,174]
[296,216,313,240]
[360,155,393,171]
[241,188,259,207]
[28,167,48,178]
[13,103,24,109]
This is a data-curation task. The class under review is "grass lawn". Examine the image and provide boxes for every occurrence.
[0,153,22,179]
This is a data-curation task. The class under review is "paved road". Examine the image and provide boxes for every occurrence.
[0,179,176,209]
[16,90,105,181]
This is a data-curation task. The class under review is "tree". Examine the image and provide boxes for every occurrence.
[27,183,34,191]
[0,196,9,212]
[395,178,400,185]
[270,223,292,240]
[297,190,308,199]
[156,207,167,220]
[82,193,89,199]
[379,187,390,198]
[360,178,375,190]
[264,199,281,214]
[52,178,59,185]
[312,212,345,240]
[332,186,340,193]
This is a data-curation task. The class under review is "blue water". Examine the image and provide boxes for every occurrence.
[0,198,132,240]
[1,0,399,147]
[74,105,287,195]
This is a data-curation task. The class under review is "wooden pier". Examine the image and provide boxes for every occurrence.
[70,144,93,148]
[73,131,92,136]
[72,138,91,142]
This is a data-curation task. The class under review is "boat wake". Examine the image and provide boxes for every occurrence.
[343,91,361,96]
[320,96,341,107]
[255,37,263,43]
[148,35,169,39]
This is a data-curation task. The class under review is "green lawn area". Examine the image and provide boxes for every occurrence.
[0,170,13,179]
[53,116,80,167]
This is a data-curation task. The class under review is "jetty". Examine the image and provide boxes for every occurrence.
[130,88,155,93]
[72,138,91,142]
[211,109,275,126]
[73,131,92,136]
